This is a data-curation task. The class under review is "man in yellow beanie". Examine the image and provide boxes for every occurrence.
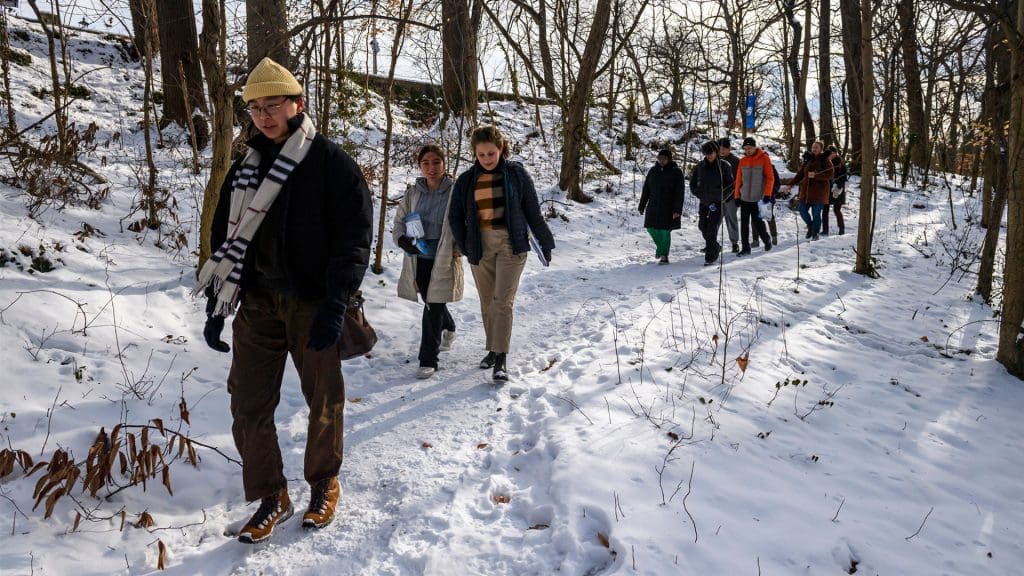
[196,57,373,543]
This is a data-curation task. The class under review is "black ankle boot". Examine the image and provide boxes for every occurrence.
[479,351,497,369]
[492,353,508,382]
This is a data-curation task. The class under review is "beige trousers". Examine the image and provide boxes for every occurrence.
[471,228,527,353]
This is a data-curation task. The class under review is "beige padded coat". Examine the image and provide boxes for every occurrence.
[393,177,465,304]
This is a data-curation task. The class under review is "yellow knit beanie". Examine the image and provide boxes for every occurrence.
[242,57,303,102]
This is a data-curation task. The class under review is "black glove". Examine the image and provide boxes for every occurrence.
[203,315,231,353]
[397,235,419,255]
[307,304,347,351]
[542,249,552,264]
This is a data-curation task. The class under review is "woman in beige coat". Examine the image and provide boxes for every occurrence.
[393,145,465,379]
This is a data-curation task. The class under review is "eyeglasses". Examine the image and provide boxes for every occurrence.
[248,100,289,117]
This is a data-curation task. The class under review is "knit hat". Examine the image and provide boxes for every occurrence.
[742,136,757,148]
[658,148,673,160]
[242,57,303,102]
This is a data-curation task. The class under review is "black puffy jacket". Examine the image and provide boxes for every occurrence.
[639,160,685,230]
[208,117,373,307]
[689,158,735,206]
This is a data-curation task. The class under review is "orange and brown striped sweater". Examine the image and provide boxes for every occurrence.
[474,169,507,230]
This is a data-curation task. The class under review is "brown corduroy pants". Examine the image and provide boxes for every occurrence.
[471,228,527,353]
[227,289,345,502]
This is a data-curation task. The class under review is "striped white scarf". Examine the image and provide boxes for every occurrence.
[194,114,316,316]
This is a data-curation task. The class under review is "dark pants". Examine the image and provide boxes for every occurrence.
[822,203,845,234]
[228,289,345,502]
[739,200,771,250]
[698,203,722,263]
[416,257,455,368]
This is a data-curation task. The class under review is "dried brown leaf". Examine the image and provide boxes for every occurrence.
[736,352,749,374]
[597,531,610,548]
[348,397,363,403]
[0,450,13,479]
[119,510,126,531]
[421,442,433,449]
[43,487,66,519]
[135,511,155,529]
[118,451,128,475]
[920,335,930,342]
[492,494,511,504]
[17,450,34,470]
[152,418,165,437]
[157,539,167,570]
[186,442,198,468]
[528,524,550,530]
[476,443,489,449]
[179,398,190,425]
[72,511,82,532]
[161,466,173,497]
[28,461,49,476]
[141,427,150,451]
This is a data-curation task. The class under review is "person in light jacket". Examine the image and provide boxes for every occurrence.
[449,125,555,382]
[393,145,464,380]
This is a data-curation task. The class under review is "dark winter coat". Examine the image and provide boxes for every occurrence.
[209,123,373,310]
[449,159,556,266]
[787,152,835,206]
[639,160,686,230]
[720,153,740,202]
[829,155,848,206]
[689,158,735,207]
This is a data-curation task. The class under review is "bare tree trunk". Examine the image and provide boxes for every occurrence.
[198,0,235,269]
[156,0,208,144]
[559,0,613,203]
[26,0,67,159]
[372,0,415,275]
[247,0,290,69]
[898,0,928,169]
[854,0,876,277]
[441,0,479,120]
[129,0,159,57]
[818,0,834,145]
[977,26,1009,300]
[997,0,1024,378]
[840,0,864,171]
[0,8,16,138]
[140,0,160,228]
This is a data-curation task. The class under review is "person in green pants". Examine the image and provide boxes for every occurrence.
[638,149,685,264]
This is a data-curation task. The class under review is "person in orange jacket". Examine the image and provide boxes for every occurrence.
[733,137,774,255]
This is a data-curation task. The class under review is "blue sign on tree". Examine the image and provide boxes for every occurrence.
[745,95,756,130]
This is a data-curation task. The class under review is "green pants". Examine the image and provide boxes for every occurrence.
[646,228,672,257]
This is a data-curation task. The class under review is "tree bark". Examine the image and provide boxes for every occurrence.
[840,0,864,171]
[0,8,16,138]
[156,0,208,141]
[197,0,236,270]
[373,0,415,275]
[997,0,1024,378]
[854,0,876,277]
[441,0,479,120]
[898,0,928,169]
[818,0,834,145]
[247,0,290,69]
[977,25,1009,300]
[558,0,613,203]
[129,0,158,58]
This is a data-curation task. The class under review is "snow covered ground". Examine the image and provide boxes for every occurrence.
[1,15,1022,576]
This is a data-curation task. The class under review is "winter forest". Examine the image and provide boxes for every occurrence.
[0,0,1022,574]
